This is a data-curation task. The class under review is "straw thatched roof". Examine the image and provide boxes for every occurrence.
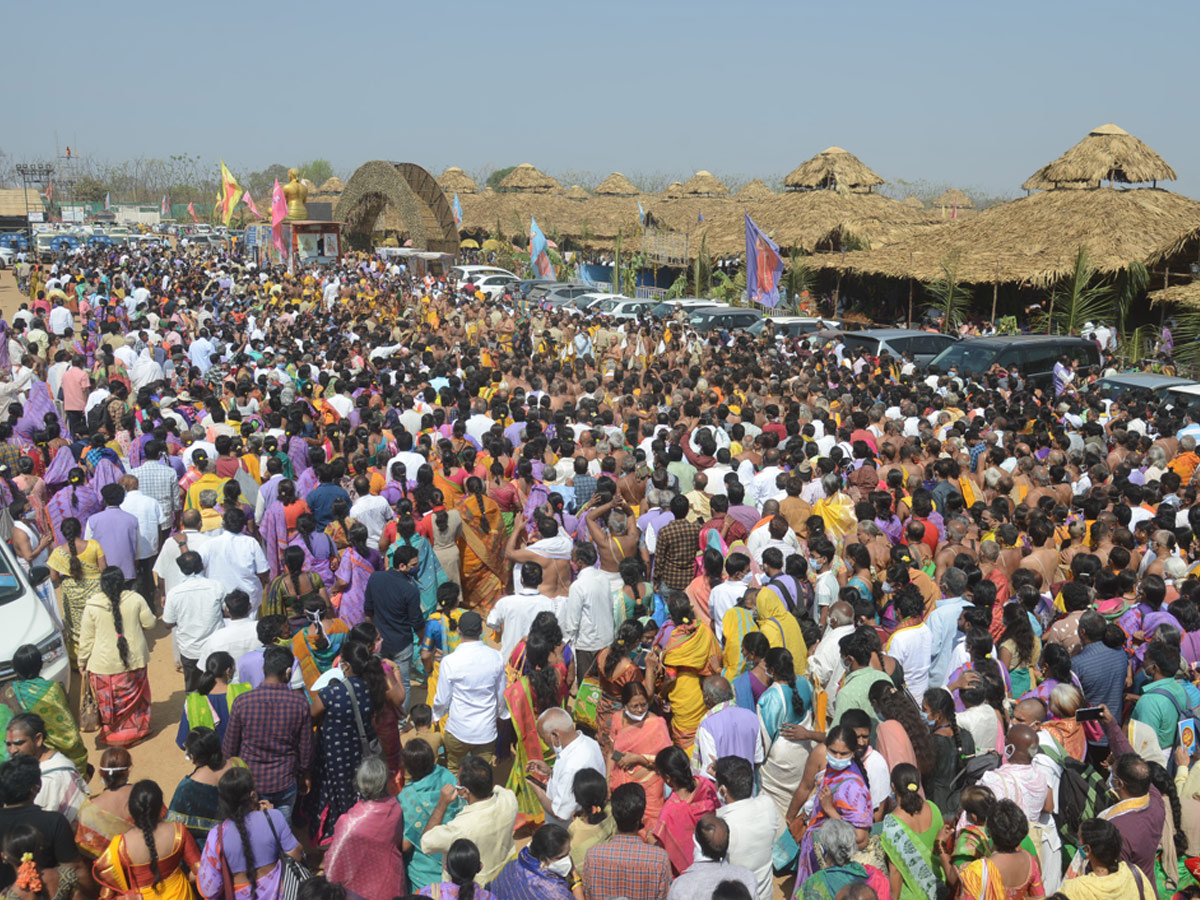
[820,187,1200,286]
[784,146,885,193]
[735,179,775,202]
[437,167,478,194]
[594,172,639,196]
[901,195,925,209]
[1022,123,1177,191]
[0,189,42,217]
[563,184,590,201]
[318,177,345,194]
[679,170,729,197]
[1149,281,1200,307]
[664,181,685,198]
[933,188,974,209]
[498,163,561,193]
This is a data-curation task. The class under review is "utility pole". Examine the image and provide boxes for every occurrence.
[15,163,54,246]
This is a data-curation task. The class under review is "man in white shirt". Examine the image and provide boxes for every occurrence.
[807,601,857,697]
[526,708,606,827]
[708,553,754,645]
[47,298,73,336]
[384,435,427,480]
[348,475,394,548]
[713,757,777,900]
[486,562,556,662]
[888,585,934,703]
[810,537,841,628]
[119,474,169,606]
[161,551,226,691]
[196,508,269,612]
[559,543,615,682]
[432,611,508,773]
[196,589,260,668]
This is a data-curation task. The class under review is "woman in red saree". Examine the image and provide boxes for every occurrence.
[455,476,506,611]
[650,745,719,876]
[503,638,564,831]
[608,682,671,835]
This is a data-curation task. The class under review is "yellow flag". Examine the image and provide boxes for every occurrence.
[219,160,244,226]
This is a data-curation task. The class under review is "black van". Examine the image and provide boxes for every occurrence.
[926,335,1101,388]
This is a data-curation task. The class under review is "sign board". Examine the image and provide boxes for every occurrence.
[27,212,43,223]
[61,207,85,223]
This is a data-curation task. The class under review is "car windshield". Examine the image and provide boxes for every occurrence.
[928,342,1002,375]
[649,302,676,316]
[688,311,717,324]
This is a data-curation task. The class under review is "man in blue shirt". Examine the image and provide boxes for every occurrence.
[304,464,351,529]
[926,567,972,689]
[1072,610,1129,751]
[364,544,424,714]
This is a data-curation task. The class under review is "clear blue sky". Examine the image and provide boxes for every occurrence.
[8,0,1197,197]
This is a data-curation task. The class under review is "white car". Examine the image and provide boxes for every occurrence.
[565,292,625,316]
[0,541,70,692]
[475,273,522,300]
[596,298,658,320]
[451,265,516,284]
[0,247,14,269]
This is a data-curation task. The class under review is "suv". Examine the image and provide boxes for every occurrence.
[596,298,658,320]
[927,334,1101,387]
[1093,373,1194,401]
[686,306,763,333]
[747,316,840,339]
[815,328,959,365]
[540,284,597,307]
[0,543,69,692]
[474,272,522,300]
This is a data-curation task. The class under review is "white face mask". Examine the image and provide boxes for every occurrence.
[827,754,853,771]
[544,855,572,878]
[625,709,648,722]
[550,739,563,756]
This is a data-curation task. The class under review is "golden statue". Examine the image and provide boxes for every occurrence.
[282,168,308,220]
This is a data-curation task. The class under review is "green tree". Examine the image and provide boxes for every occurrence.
[247,164,289,199]
[72,176,107,202]
[1037,246,1114,336]
[299,159,335,186]
[782,251,814,311]
[925,252,971,334]
[487,166,517,190]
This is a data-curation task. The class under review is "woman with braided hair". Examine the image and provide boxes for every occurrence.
[46,516,106,660]
[922,687,977,817]
[92,780,200,900]
[455,475,505,610]
[197,768,301,900]
[78,566,156,747]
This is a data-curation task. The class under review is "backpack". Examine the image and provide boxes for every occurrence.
[944,734,992,818]
[1041,739,1111,863]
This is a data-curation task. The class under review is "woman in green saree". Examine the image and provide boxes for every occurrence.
[504,633,563,829]
[879,763,947,900]
[4,644,87,774]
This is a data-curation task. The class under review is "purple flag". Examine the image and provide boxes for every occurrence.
[744,213,784,309]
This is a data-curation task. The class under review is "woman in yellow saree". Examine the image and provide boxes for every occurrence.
[755,583,809,675]
[455,476,507,611]
[650,593,720,752]
[92,781,199,900]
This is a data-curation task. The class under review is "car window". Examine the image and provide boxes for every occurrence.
[1015,345,1059,369]
[885,337,915,355]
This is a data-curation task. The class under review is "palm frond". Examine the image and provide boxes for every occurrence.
[925,252,971,334]
[1036,246,1114,335]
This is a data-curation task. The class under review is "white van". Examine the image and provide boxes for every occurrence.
[0,542,69,691]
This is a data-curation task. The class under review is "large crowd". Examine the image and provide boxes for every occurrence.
[0,241,1196,900]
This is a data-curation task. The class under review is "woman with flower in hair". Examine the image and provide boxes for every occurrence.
[1,824,78,900]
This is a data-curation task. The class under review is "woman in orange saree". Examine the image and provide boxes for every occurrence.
[455,476,507,611]
[433,454,464,511]
[608,682,672,835]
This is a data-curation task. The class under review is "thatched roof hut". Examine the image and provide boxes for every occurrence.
[595,172,639,196]
[735,179,775,202]
[1022,123,1177,190]
[784,146,884,193]
[679,170,729,197]
[901,195,925,209]
[664,181,685,198]
[933,188,974,209]
[317,177,345,194]
[1149,281,1200,308]
[437,167,478,194]
[498,163,561,194]
[563,184,590,201]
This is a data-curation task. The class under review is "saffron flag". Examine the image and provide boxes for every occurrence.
[529,217,553,280]
[242,188,263,219]
[45,181,53,203]
[271,178,287,258]
[452,193,463,228]
[187,201,198,223]
[161,195,169,216]
[104,192,111,210]
[744,213,783,309]
[218,160,244,226]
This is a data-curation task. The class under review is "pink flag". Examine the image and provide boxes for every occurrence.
[271,179,287,257]
[242,188,263,219]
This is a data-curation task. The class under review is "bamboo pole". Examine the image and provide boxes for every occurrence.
[991,259,999,326]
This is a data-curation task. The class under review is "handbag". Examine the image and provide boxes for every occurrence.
[344,677,383,759]
[264,811,313,900]
[79,675,100,733]
[574,677,602,731]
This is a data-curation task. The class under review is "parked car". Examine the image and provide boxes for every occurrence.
[0,543,69,692]
[475,273,522,300]
[648,298,730,319]
[747,316,841,338]
[540,284,598,307]
[0,247,13,268]
[518,278,555,297]
[596,298,658,320]
[565,292,624,315]
[814,328,959,365]
[686,306,763,333]
[926,334,1101,387]
[451,264,515,283]
[1093,373,1194,401]
[1167,383,1200,413]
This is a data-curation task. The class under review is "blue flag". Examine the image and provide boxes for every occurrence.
[529,217,553,280]
[452,192,463,228]
[698,211,705,223]
[745,213,783,309]
[637,200,646,224]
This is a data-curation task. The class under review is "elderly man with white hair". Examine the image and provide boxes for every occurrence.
[525,707,606,827]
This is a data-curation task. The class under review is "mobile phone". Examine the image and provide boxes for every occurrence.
[611,750,625,764]
[1075,706,1104,722]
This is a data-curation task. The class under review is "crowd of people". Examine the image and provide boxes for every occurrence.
[0,241,1198,900]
